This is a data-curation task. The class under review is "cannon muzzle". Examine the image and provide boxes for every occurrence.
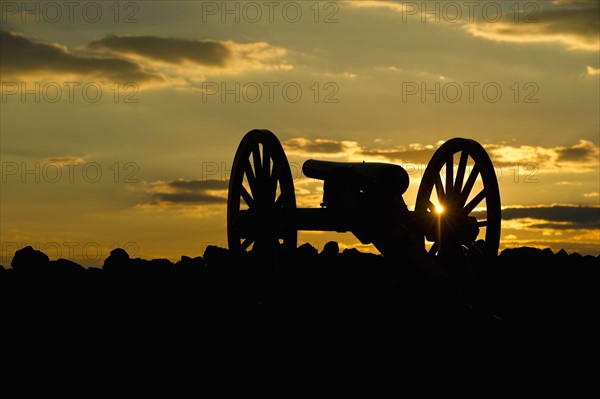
[303,160,410,194]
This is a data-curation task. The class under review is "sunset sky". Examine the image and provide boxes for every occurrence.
[1,0,598,266]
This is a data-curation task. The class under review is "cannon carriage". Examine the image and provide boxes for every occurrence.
[227,129,501,260]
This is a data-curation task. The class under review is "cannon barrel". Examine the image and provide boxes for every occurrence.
[303,159,410,194]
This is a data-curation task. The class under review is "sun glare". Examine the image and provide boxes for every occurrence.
[435,205,444,214]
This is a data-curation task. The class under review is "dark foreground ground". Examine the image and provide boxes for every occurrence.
[1,243,598,329]
[3,244,597,384]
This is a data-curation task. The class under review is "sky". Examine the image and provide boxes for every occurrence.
[1,0,599,266]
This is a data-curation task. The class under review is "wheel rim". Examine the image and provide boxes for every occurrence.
[227,129,297,254]
[415,138,501,258]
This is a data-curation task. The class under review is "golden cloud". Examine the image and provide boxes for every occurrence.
[587,66,600,75]
[283,137,599,176]
[42,156,87,166]
[485,140,599,173]
[347,1,411,14]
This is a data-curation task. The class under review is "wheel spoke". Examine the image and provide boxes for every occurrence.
[468,220,488,227]
[434,174,445,203]
[426,200,436,212]
[463,189,486,215]
[262,144,271,182]
[244,160,258,197]
[459,164,479,208]
[429,242,439,254]
[274,193,284,208]
[252,143,261,179]
[240,185,255,208]
[270,163,279,203]
[445,156,453,196]
[454,151,468,195]
[241,238,254,250]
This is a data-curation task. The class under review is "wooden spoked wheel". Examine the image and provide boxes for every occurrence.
[227,129,297,255]
[415,138,501,258]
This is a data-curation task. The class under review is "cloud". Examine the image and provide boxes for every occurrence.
[283,137,599,174]
[485,140,599,173]
[223,41,293,73]
[463,3,599,51]
[145,179,228,205]
[359,145,436,164]
[555,139,599,162]
[472,205,600,230]
[322,71,359,80]
[43,156,86,165]
[89,34,292,76]
[0,30,165,83]
[283,138,361,158]
[283,137,440,164]
[1,31,291,87]
[89,35,231,66]
[350,1,598,52]
[552,0,592,4]
[587,66,600,75]
[347,1,411,14]
[167,179,228,191]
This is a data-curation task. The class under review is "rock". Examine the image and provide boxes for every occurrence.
[556,249,568,258]
[500,246,553,266]
[297,243,318,257]
[542,248,554,257]
[175,256,204,270]
[129,258,150,272]
[320,241,339,257]
[203,245,230,266]
[583,255,597,264]
[11,246,50,272]
[148,258,174,271]
[103,248,130,272]
[51,258,85,272]
[341,247,361,256]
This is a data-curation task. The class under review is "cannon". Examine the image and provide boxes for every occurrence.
[227,129,501,260]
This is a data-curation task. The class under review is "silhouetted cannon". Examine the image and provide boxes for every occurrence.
[228,129,501,259]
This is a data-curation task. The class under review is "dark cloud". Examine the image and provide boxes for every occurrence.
[359,148,435,164]
[89,35,231,66]
[0,30,164,82]
[472,205,600,229]
[151,179,227,205]
[556,140,599,162]
[284,138,348,154]
[154,192,225,204]
[303,141,346,154]
[169,179,228,191]
[465,2,599,51]
[540,6,600,48]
